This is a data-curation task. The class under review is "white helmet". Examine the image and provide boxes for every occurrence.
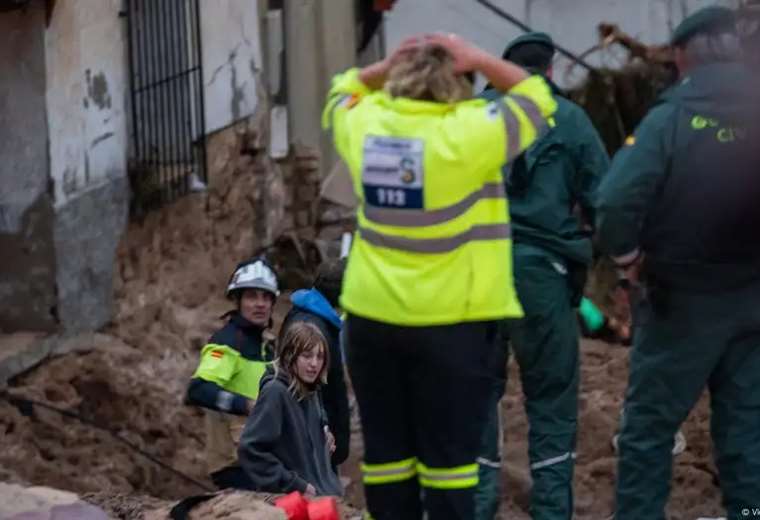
[226,258,279,298]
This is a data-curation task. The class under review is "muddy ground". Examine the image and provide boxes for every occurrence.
[0,117,724,518]
[0,299,723,519]
[338,339,722,520]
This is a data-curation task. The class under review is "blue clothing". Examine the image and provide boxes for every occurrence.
[290,289,343,330]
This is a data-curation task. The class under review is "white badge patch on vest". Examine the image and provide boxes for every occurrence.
[362,136,424,209]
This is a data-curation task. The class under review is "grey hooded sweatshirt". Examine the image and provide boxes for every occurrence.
[237,370,343,496]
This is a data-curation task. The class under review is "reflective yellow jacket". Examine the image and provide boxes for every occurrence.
[324,69,556,326]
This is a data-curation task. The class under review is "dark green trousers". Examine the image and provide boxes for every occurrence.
[476,246,580,520]
[615,280,760,520]
[474,354,507,520]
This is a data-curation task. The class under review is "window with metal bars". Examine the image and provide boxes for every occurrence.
[125,0,207,215]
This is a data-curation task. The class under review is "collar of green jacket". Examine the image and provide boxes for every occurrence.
[660,62,754,121]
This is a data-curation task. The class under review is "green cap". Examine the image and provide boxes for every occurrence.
[671,6,736,46]
[503,31,555,60]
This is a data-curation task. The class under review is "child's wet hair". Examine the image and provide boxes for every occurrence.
[275,321,330,399]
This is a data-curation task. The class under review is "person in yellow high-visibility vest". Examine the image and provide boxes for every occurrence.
[185,257,279,489]
[323,33,556,520]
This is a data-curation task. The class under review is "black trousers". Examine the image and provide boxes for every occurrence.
[346,315,498,520]
[210,464,255,490]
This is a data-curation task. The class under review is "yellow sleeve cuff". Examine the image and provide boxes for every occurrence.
[331,67,372,97]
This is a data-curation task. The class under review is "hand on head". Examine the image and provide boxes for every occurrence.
[362,32,526,95]
[386,33,485,73]
[421,33,486,73]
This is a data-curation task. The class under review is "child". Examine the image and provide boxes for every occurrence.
[238,321,343,496]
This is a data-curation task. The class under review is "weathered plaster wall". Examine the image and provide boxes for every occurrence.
[385,0,741,88]
[46,0,129,207]
[285,0,357,177]
[201,0,264,134]
[45,0,129,332]
[0,2,57,332]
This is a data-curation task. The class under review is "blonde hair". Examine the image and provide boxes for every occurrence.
[275,321,329,400]
[385,44,473,103]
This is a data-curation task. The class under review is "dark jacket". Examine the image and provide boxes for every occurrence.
[237,370,343,496]
[483,80,609,267]
[280,289,350,467]
[598,62,760,290]
[186,312,273,415]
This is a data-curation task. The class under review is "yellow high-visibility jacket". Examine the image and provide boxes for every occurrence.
[187,314,274,474]
[323,69,557,326]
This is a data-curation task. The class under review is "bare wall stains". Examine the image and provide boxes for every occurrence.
[0,192,58,332]
[62,166,78,196]
[91,131,114,148]
[85,69,112,110]
[0,4,49,235]
[53,177,128,333]
[200,0,262,133]
[229,50,245,121]
[84,152,90,183]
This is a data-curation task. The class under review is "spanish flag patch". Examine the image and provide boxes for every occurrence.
[210,350,224,359]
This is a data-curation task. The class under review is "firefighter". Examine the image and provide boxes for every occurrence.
[186,257,279,489]
[474,32,610,520]
[323,33,556,519]
[597,7,760,519]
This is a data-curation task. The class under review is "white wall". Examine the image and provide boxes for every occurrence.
[45,0,128,208]
[201,0,264,134]
[385,0,740,88]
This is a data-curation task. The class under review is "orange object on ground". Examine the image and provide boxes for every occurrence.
[274,492,309,520]
[307,497,340,520]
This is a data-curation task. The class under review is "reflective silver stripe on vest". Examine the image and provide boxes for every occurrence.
[359,223,511,254]
[510,94,547,137]
[499,94,547,162]
[364,182,505,227]
[496,101,522,162]
[419,469,479,481]
[364,467,414,478]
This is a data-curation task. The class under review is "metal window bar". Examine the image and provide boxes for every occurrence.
[126,0,207,215]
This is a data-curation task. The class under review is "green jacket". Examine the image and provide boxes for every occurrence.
[597,62,760,290]
[483,83,609,266]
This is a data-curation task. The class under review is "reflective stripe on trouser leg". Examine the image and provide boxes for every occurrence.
[417,462,480,490]
[530,451,577,470]
[362,457,418,485]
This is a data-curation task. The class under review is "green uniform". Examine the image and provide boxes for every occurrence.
[597,61,760,520]
[476,84,609,520]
